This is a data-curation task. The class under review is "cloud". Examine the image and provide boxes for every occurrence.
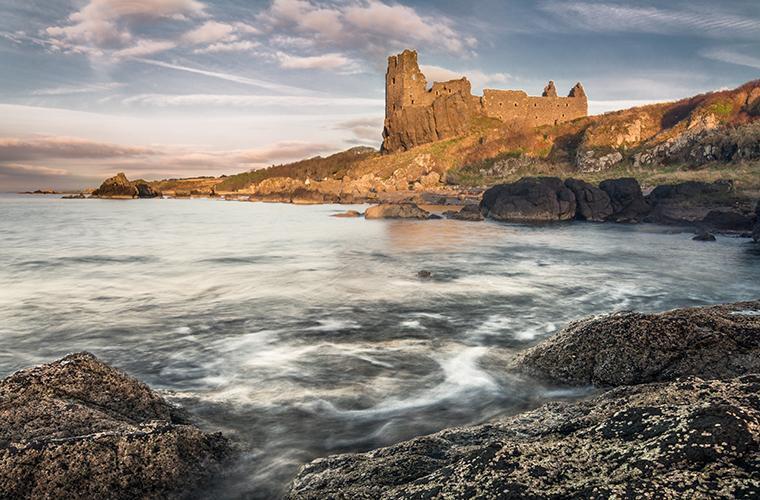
[334,117,383,143]
[0,163,69,177]
[420,64,512,93]
[540,1,760,40]
[45,0,207,56]
[121,93,383,108]
[258,0,476,58]
[276,51,359,71]
[194,40,260,54]
[182,20,237,45]
[0,136,154,162]
[701,47,760,70]
[113,39,177,58]
[235,141,334,164]
[31,82,125,96]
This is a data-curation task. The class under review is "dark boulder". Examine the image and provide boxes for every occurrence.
[443,204,484,221]
[700,210,755,231]
[364,203,430,220]
[693,231,716,241]
[133,181,161,198]
[754,201,760,243]
[480,177,576,222]
[0,353,232,499]
[564,178,613,221]
[512,300,760,387]
[649,180,734,202]
[288,375,760,499]
[599,177,651,222]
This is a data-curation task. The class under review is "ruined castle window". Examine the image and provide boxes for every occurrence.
[392,78,396,85]
[514,103,518,107]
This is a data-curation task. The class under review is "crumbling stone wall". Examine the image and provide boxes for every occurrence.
[382,50,588,153]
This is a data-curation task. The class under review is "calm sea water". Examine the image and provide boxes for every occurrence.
[2,194,759,497]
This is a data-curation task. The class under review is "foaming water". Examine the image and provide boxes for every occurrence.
[1,194,760,497]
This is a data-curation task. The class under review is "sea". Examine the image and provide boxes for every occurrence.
[2,193,759,497]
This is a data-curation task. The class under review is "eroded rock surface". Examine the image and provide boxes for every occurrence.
[289,376,760,499]
[0,353,232,499]
[513,300,760,387]
[91,173,162,199]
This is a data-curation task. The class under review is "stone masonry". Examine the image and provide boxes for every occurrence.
[382,49,588,153]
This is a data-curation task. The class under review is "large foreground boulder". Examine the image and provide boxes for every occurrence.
[513,300,760,387]
[0,353,232,499]
[599,177,651,222]
[364,203,430,220]
[645,180,737,225]
[289,375,760,499]
[564,178,613,221]
[480,177,576,221]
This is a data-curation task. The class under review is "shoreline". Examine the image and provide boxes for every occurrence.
[2,299,758,498]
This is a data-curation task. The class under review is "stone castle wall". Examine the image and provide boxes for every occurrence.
[382,50,588,153]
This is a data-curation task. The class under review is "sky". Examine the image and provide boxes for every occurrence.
[1,0,759,190]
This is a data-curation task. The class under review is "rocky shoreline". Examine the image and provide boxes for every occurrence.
[2,301,759,498]
[288,300,760,499]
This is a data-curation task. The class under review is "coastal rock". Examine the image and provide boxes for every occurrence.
[575,149,623,172]
[288,375,760,499]
[91,173,138,198]
[693,231,717,241]
[700,210,756,232]
[754,201,760,242]
[599,177,651,222]
[61,193,86,199]
[443,204,484,221]
[332,210,362,218]
[480,177,576,222]
[133,181,161,198]
[0,352,232,499]
[513,300,760,387]
[364,203,430,220]
[645,181,737,225]
[564,178,613,221]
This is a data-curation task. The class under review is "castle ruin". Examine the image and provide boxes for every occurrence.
[382,49,588,153]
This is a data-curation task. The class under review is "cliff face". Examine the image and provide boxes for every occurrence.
[381,49,588,153]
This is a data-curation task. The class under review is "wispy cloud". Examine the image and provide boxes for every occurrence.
[121,93,383,108]
[541,1,760,40]
[701,47,760,70]
[276,51,359,72]
[31,82,125,96]
[334,117,383,144]
[0,136,154,162]
[133,59,314,94]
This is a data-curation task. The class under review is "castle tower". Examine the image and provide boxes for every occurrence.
[385,49,428,117]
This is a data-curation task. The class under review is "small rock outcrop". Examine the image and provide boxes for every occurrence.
[91,173,161,199]
[443,204,484,221]
[700,210,756,232]
[513,300,760,387]
[480,177,576,221]
[564,178,613,221]
[332,210,362,218]
[599,177,651,222]
[0,353,232,499]
[693,231,717,241]
[364,203,430,220]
